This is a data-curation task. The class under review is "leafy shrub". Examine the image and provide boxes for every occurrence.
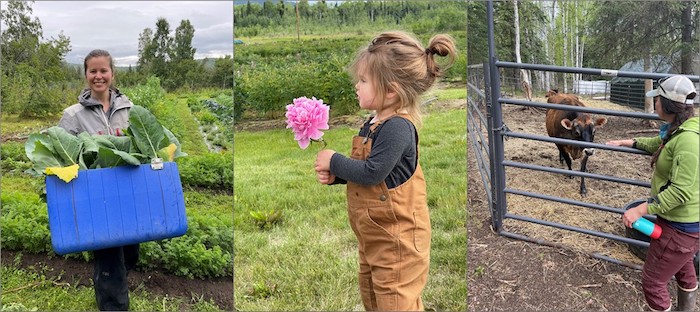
[0,194,52,253]
[196,110,219,126]
[162,237,232,279]
[1,142,32,174]
[122,76,165,111]
[240,57,357,118]
[187,96,204,113]
[178,152,233,191]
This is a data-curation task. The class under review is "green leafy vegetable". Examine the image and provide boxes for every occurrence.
[25,105,186,177]
[46,127,82,165]
[128,105,169,159]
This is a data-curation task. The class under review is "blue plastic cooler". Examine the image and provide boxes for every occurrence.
[45,162,188,255]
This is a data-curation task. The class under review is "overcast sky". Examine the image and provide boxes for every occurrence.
[1,1,233,66]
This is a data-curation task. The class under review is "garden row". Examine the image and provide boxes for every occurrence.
[234,32,467,121]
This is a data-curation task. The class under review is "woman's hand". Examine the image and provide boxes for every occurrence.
[622,202,648,228]
[315,149,336,172]
[606,139,634,147]
[316,170,336,185]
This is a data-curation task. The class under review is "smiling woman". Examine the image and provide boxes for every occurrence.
[1,1,235,311]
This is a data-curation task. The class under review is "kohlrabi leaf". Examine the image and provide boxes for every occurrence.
[95,147,141,168]
[79,132,98,153]
[46,164,80,183]
[128,105,167,158]
[101,135,132,152]
[47,127,82,165]
[31,140,63,174]
[25,133,54,161]
[78,132,98,170]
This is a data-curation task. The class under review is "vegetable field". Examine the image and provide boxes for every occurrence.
[0,80,234,311]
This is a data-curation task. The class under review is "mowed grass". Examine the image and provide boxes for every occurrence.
[233,108,466,310]
[1,264,221,312]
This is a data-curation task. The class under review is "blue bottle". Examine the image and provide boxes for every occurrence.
[632,217,662,239]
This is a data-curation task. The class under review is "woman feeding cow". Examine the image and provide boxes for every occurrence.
[606,75,699,312]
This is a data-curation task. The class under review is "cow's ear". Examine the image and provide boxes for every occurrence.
[595,118,607,127]
[561,118,573,130]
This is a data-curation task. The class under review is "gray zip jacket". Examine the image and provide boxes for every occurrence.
[58,88,133,136]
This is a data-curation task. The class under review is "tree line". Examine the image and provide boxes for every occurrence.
[235,0,467,37]
[468,0,699,93]
[0,0,233,118]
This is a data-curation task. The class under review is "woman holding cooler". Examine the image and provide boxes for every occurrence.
[58,49,138,311]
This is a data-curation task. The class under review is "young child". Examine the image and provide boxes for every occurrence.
[314,31,456,311]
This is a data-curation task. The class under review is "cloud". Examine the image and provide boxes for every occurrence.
[8,1,233,66]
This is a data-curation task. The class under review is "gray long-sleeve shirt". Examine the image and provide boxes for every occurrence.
[330,116,417,189]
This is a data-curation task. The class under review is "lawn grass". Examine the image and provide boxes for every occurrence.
[233,108,466,310]
[1,263,221,311]
[431,87,468,101]
[0,114,61,136]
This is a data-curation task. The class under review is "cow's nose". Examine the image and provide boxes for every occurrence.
[584,148,595,156]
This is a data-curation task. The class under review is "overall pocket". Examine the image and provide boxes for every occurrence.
[413,209,431,252]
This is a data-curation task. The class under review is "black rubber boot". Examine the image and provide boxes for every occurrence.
[677,285,697,311]
[93,247,130,311]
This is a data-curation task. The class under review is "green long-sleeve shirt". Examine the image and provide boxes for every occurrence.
[634,117,699,223]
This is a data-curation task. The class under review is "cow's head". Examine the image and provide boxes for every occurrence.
[545,89,559,98]
[561,115,607,144]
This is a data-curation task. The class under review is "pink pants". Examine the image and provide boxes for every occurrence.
[642,218,699,311]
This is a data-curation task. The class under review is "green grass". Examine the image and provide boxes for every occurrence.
[233,108,466,310]
[0,114,61,136]
[431,87,468,101]
[1,263,221,311]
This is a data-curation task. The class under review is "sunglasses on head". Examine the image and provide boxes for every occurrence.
[656,77,670,95]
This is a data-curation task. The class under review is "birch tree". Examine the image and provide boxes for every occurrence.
[514,0,532,100]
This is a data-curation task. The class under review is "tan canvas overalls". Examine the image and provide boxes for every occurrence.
[346,114,431,311]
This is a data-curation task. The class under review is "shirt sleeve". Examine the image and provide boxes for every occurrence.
[633,135,662,154]
[329,118,413,186]
[647,133,700,215]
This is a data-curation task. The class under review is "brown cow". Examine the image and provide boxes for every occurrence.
[545,89,607,195]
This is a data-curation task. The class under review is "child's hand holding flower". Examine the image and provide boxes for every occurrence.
[314,149,336,172]
[315,149,336,185]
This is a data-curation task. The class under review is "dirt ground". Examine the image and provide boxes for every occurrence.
[467,95,699,311]
[0,249,233,311]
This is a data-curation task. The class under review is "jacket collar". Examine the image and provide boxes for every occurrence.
[78,88,132,111]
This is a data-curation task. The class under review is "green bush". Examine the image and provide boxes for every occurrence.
[1,142,32,173]
[178,152,233,191]
[186,96,204,113]
[0,194,52,253]
[196,110,219,125]
[122,76,165,111]
[240,57,357,118]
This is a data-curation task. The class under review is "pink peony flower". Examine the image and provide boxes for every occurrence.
[285,96,330,149]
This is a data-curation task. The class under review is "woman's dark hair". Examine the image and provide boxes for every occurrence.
[650,96,695,167]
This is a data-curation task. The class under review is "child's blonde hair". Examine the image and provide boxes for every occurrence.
[349,31,456,127]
